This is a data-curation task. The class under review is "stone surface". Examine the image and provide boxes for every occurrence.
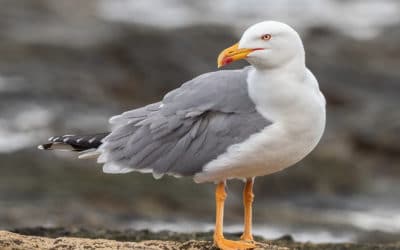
[0,231,287,250]
[1,230,400,250]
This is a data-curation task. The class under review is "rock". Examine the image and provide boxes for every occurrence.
[2,230,400,250]
[0,230,287,250]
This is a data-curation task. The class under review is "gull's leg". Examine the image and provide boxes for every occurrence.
[214,181,256,250]
[214,182,226,241]
[240,178,255,242]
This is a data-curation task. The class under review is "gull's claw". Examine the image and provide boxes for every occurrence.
[214,236,256,250]
[240,233,254,243]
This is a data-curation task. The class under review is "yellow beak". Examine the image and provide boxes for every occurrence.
[217,43,261,68]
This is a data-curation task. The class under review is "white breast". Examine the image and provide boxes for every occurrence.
[194,68,326,183]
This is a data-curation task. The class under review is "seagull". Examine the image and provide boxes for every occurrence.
[39,21,326,250]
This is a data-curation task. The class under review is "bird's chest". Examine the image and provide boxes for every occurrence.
[248,74,301,119]
[242,73,326,173]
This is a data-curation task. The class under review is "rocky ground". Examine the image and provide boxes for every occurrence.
[0,231,281,250]
[1,229,400,250]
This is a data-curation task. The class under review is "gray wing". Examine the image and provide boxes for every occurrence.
[98,66,271,177]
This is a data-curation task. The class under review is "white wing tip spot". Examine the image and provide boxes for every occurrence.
[109,115,121,124]
[152,172,164,179]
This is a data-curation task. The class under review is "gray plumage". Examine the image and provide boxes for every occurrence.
[99,66,271,177]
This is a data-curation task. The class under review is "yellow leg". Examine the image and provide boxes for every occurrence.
[240,178,255,242]
[214,182,226,239]
[214,181,256,250]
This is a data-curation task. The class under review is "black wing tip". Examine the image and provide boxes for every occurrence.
[38,133,109,152]
[38,143,53,150]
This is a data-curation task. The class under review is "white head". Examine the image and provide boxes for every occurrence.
[217,21,305,70]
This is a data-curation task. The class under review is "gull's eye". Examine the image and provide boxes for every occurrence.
[261,34,272,41]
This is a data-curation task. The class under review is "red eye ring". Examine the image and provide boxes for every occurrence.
[261,34,272,41]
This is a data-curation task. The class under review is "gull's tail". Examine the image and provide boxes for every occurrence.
[38,133,109,159]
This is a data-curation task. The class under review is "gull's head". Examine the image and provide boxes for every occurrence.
[218,21,304,69]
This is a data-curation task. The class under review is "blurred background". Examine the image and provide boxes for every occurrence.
[1,0,400,244]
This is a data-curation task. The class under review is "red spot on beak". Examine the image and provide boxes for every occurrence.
[222,57,233,66]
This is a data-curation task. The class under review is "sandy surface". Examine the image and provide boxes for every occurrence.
[1,229,400,250]
[0,231,286,250]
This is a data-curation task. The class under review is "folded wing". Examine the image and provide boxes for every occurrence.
[98,67,271,178]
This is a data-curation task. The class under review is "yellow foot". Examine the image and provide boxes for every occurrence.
[214,236,256,250]
[240,233,254,243]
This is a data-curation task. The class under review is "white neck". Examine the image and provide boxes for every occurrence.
[247,57,325,132]
[253,50,306,80]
